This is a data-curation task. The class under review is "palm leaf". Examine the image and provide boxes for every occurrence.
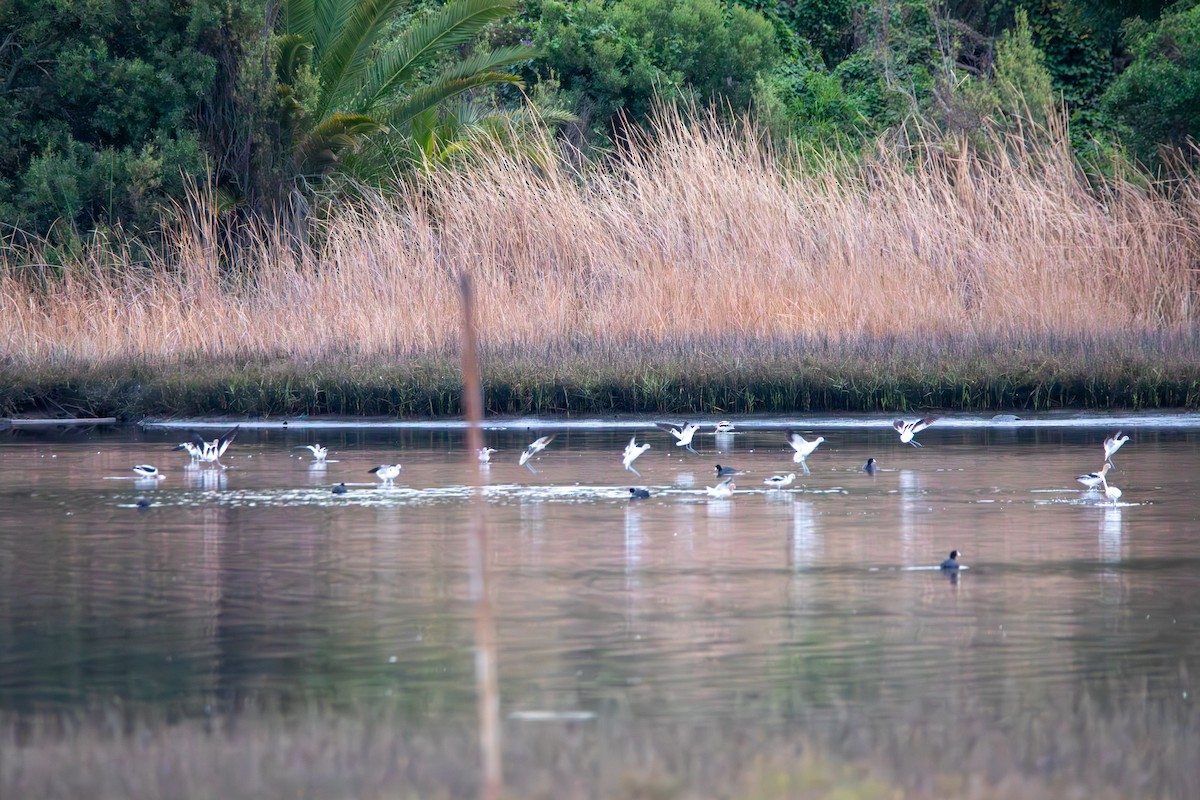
[313,0,361,57]
[362,0,516,108]
[297,112,384,176]
[383,72,523,132]
[421,45,539,90]
[314,0,407,121]
[282,0,318,38]
[276,34,313,83]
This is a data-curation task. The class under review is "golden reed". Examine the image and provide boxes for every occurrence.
[3,110,1197,365]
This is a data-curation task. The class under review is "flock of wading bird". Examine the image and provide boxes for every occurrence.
[134,420,1132,568]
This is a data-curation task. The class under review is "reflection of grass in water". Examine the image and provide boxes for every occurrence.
[3,690,1192,799]
[3,330,1200,418]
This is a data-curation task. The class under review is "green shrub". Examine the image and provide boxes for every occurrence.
[1103,3,1200,166]
[530,0,781,140]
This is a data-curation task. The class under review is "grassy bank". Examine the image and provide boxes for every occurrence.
[3,689,1195,799]
[3,113,1199,416]
[3,330,1200,418]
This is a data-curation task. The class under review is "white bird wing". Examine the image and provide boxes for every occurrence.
[892,419,909,434]
[787,432,809,451]
[655,422,684,440]
[912,417,937,434]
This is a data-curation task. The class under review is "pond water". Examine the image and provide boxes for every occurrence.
[1,418,1198,737]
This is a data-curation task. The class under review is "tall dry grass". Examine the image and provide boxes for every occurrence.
[3,111,1198,366]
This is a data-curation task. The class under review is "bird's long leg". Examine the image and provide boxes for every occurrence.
[686,444,697,455]
[910,441,922,448]
[628,465,641,477]
[800,461,811,475]
[525,462,538,475]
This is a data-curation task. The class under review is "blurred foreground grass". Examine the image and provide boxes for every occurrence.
[3,689,1194,799]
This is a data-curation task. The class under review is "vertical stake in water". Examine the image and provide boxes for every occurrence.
[459,272,501,800]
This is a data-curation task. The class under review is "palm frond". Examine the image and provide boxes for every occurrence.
[282,0,317,38]
[421,45,539,91]
[275,34,313,83]
[314,0,407,121]
[362,0,516,108]
[383,72,523,132]
[297,112,384,176]
[313,0,361,56]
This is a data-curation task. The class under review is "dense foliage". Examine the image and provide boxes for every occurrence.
[2,0,1198,242]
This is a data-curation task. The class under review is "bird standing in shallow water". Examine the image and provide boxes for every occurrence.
[178,426,240,469]
[174,441,202,464]
[1100,475,1123,505]
[132,465,164,480]
[863,458,878,475]
[369,464,401,485]
[478,447,497,464]
[714,421,735,434]
[940,550,961,570]
[519,435,557,473]
[763,473,796,488]
[786,432,824,472]
[622,436,650,476]
[1076,462,1111,491]
[656,422,701,455]
[1103,432,1130,466]
[893,417,937,447]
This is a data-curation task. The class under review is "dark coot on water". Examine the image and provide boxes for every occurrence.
[332,483,348,495]
[714,464,739,477]
[863,458,878,474]
[940,550,961,570]
[629,488,651,500]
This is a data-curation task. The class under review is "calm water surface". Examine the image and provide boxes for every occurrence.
[1,419,1198,728]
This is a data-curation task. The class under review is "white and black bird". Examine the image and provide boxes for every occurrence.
[1100,475,1123,505]
[1076,462,1111,491]
[714,420,735,434]
[132,465,164,480]
[622,436,651,476]
[786,432,824,472]
[177,426,240,469]
[369,464,401,485]
[1103,432,1130,466]
[763,472,796,488]
[656,421,701,455]
[893,417,937,447]
[478,447,498,464]
[173,441,202,463]
[705,477,736,499]
[519,435,557,473]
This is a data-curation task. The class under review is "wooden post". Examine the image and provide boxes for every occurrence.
[459,273,501,800]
